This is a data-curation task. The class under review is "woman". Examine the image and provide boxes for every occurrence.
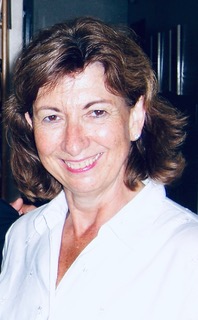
[0,17,198,319]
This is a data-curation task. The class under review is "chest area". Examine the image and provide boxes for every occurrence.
[56,225,99,285]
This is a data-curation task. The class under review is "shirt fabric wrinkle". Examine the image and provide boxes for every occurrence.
[0,180,198,320]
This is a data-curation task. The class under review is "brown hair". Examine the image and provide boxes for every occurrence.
[4,17,186,201]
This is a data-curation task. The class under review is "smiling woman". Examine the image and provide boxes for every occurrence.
[25,62,137,197]
[1,16,198,320]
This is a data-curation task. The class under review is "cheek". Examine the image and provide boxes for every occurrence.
[35,140,50,158]
[34,129,56,156]
[96,122,130,146]
[95,126,109,139]
[95,127,119,150]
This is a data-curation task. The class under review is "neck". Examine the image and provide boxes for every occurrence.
[63,181,144,237]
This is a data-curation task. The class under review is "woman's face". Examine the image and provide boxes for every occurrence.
[26,62,145,197]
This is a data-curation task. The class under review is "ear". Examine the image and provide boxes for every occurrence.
[25,112,33,128]
[129,96,145,141]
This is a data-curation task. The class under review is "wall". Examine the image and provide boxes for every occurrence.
[128,0,198,32]
[33,0,128,32]
[9,0,23,71]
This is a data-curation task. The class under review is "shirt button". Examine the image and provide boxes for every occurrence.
[36,306,43,319]
[37,306,42,313]
[82,267,88,272]
[99,306,105,313]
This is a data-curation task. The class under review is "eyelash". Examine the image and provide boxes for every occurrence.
[43,115,59,122]
[42,109,107,123]
[90,110,107,117]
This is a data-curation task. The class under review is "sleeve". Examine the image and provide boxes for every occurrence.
[178,225,198,320]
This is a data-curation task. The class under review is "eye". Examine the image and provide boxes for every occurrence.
[90,110,107,118]
[43,115,59,122]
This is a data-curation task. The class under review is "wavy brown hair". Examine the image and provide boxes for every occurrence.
[4,17,186,201]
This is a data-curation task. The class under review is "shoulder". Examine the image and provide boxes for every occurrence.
[105,181,198,264]
[3,203,47,247]
[161,196,198,229]
[143,180,198,227]
[154,196,198,258]
[1,191,67,269]
[4,191,67,245]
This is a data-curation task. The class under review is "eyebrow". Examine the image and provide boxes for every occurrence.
[33,106,61,118]
[35,106,60,112]
[83,99,112,109]
[35,99,112,112]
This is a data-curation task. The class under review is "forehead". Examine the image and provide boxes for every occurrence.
[33,62,128,113]
[36,62,107,100]
[33,63,128,113]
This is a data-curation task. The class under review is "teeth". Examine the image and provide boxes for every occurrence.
[65,153,101,170]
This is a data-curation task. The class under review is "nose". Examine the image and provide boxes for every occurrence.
[61,120,89,156]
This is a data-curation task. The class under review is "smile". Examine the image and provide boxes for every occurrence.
[64,153,102,171]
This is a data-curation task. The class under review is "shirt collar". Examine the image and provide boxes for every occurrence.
[34,181,165,241]
[34,191,68,234]
[101,180,165,249]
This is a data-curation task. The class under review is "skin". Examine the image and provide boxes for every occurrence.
[25,62,145,284]
[10,198,36,215]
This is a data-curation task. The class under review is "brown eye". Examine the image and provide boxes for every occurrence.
[44,115,59,122]
[92,110,106,117]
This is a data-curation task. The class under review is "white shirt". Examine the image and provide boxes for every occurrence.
[0,180,198,320]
